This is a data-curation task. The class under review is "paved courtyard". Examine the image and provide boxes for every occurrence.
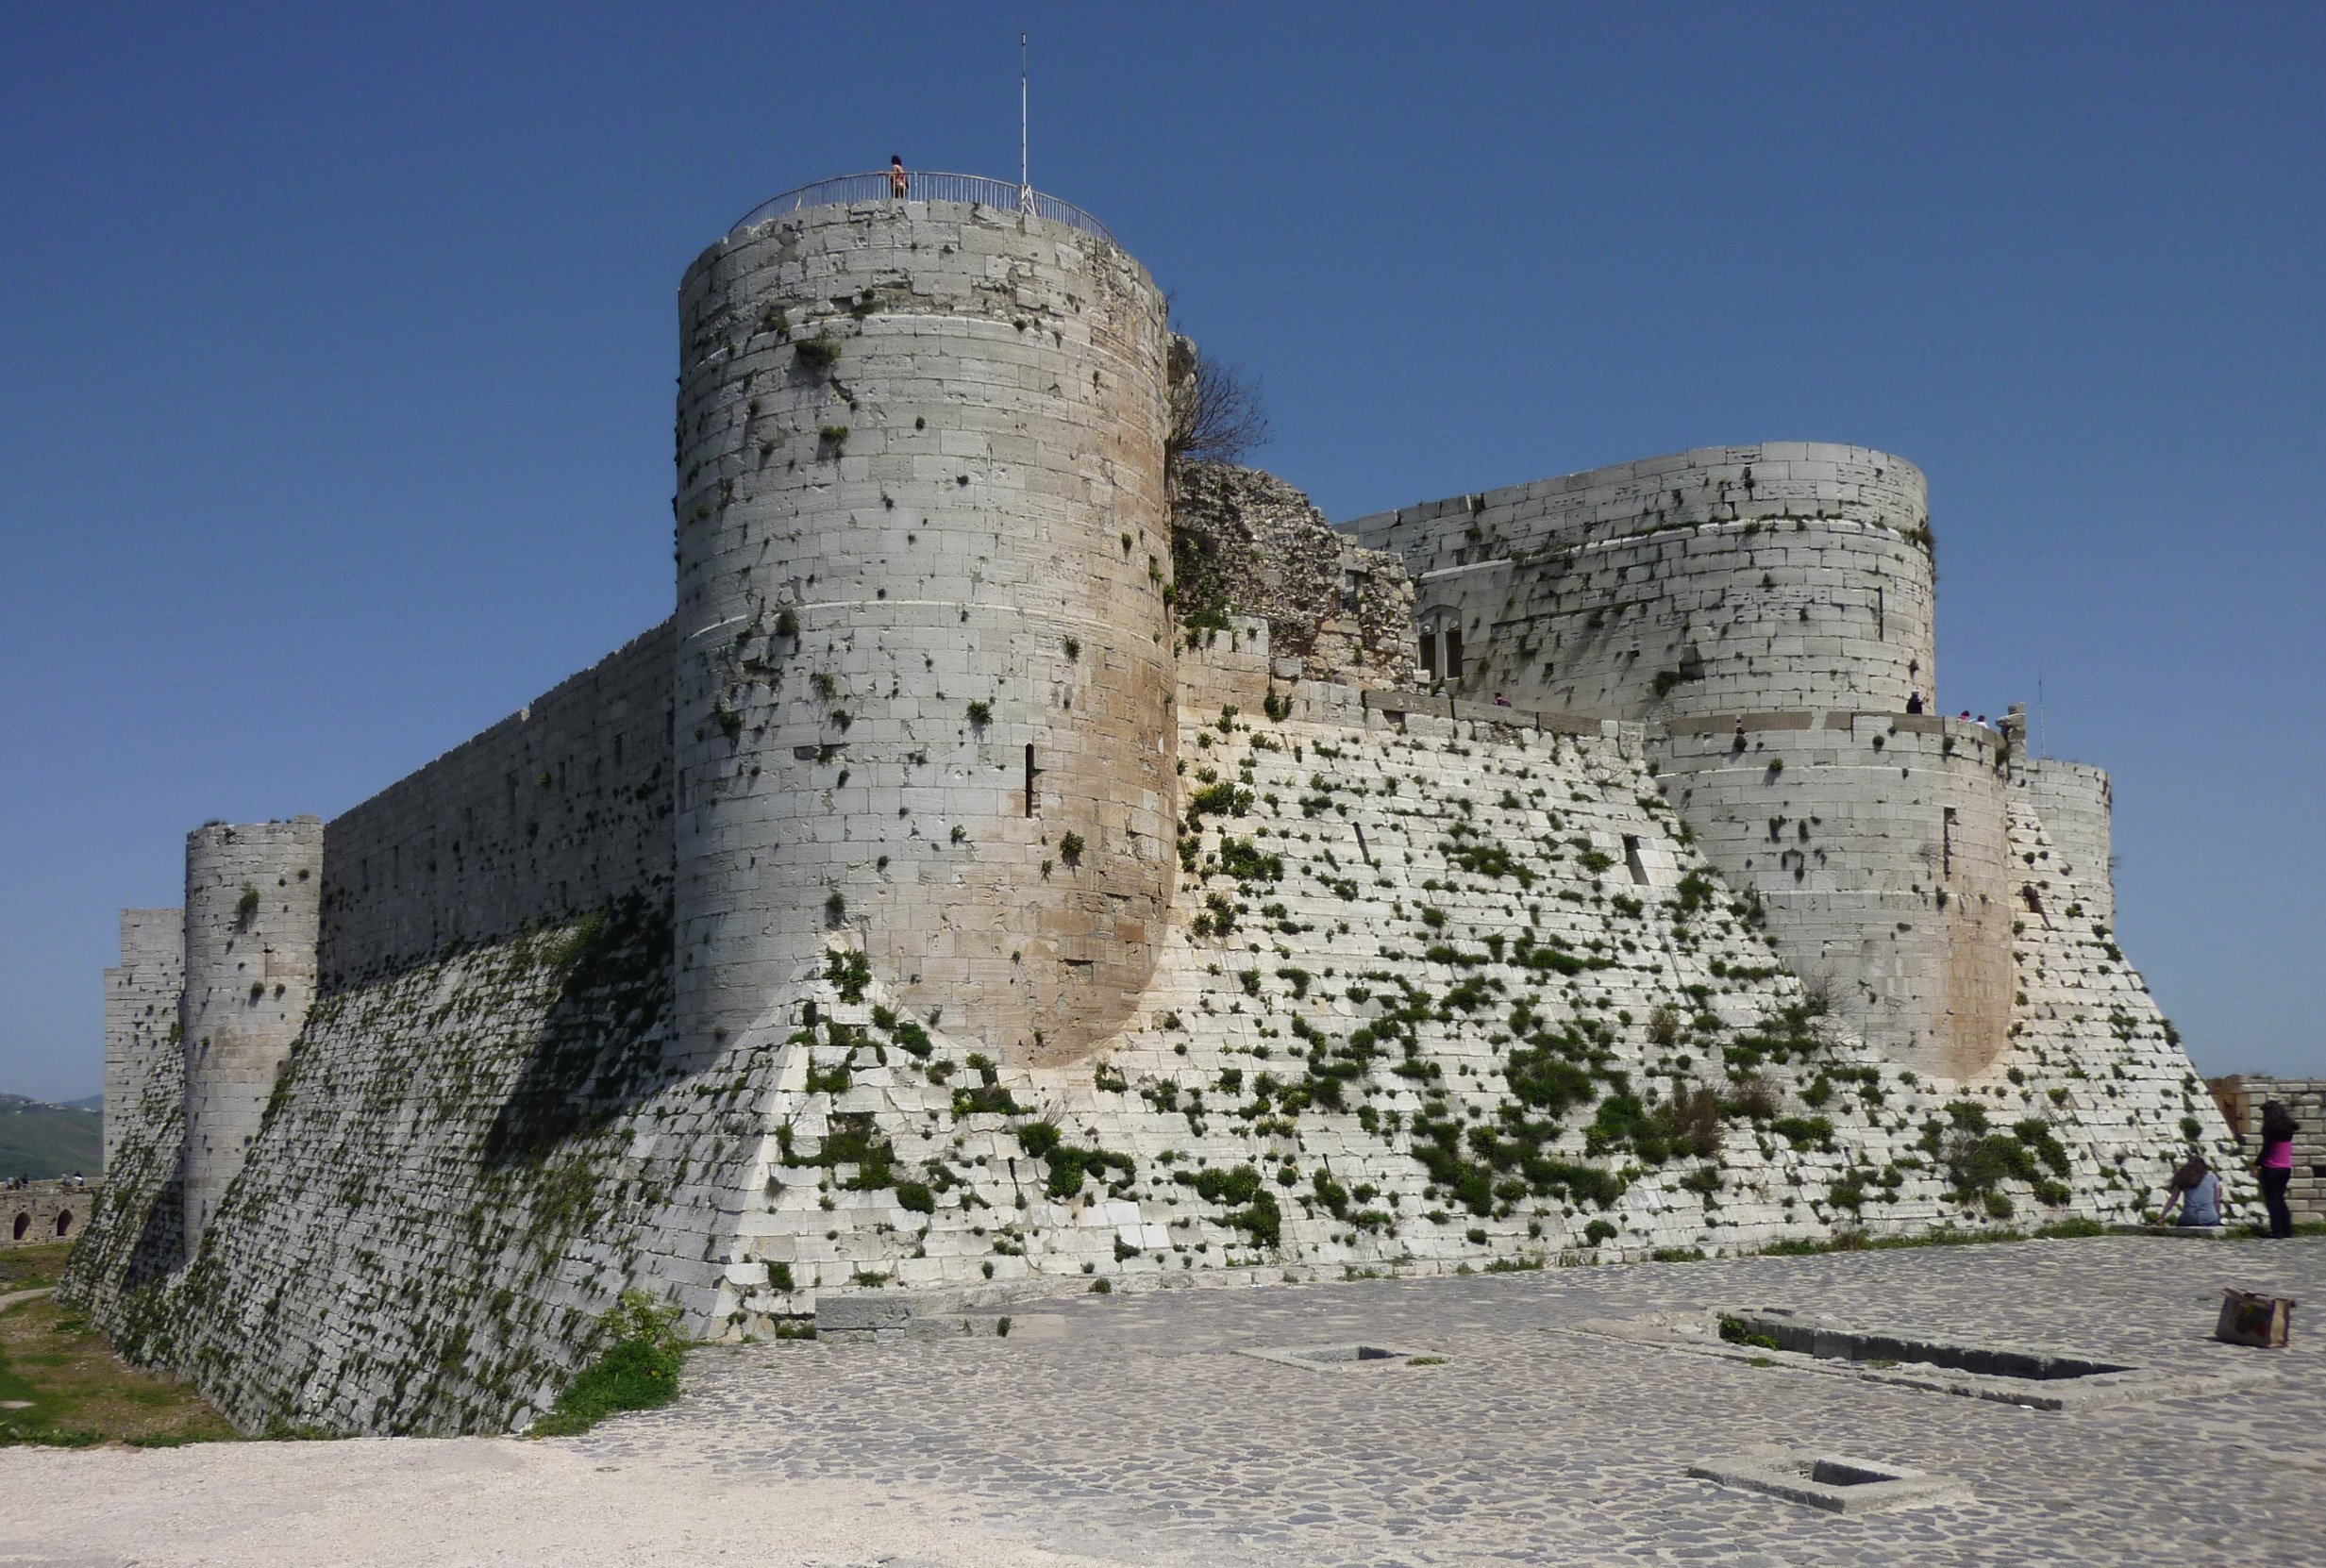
[6,1236,2322,1566]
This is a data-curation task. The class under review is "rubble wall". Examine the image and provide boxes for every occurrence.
[1171,461,1414,687]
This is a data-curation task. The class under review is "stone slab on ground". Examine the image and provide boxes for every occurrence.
[6,1236,2322,1566]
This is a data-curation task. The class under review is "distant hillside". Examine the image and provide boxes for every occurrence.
[0,1093,103,1180]
[63,1094,103,1112]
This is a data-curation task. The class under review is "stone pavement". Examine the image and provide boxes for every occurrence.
[5,1237,2321,1566]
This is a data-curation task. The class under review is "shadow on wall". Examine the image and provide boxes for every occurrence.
[113,1177,182,1284]
[480,893,678,1169]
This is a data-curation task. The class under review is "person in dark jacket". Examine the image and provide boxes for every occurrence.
[2258,1101,2299,1238]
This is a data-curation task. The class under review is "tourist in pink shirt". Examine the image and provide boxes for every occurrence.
[2257,1100,2298,1238]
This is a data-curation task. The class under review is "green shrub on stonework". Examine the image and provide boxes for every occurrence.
[824,948,871,1003]
[530,1293,685,1438]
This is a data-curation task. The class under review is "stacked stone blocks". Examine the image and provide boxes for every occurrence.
[59,181,2241,1438]
[180,817,323,1249]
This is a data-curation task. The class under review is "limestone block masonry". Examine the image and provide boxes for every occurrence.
[61,175,2239,1438]
[319,624,675,989]
[1344,444,1934,721]
[181,819,322,1249]
[1650,714,2013,1079]
[5,1182,97,1248]
[103,908,182,1174]
[2015,759,2113,928]
[672,198,1173,1070]
[2211,1077,2326,1226]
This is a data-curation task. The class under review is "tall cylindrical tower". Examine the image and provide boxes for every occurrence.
[672,185,1173,1067]
[182,817,323,1249]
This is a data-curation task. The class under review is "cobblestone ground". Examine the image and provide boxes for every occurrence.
[6,1237,2321,1566]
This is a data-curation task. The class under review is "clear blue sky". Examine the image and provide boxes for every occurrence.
[4,3,2320,1101]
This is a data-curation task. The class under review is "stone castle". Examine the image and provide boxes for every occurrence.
[67,174,2238,1435]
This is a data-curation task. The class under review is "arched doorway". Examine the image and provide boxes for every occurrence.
[55,1210,73,1238]
[10,1211,26,1241]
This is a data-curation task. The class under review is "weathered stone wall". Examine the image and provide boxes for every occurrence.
[64,896,773,1435]
[2015,759,2113,928]
[5,1181,97,1247]
[2003,797,2245,1213]
[318,622,675,989]
[1650,714,2015,1080]
[1171,461,1414,688]
[64,1012,184,1311]
[1343,443,1934,719]
[710,693,2233,1326]
[182,819,323,1249]
[672,198,1174,1070]
[103,908,181,1174]
[66,684,2234,1433]
[2211,1078,2326,1224]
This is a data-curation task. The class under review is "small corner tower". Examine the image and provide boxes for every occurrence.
[181,817,323,1249]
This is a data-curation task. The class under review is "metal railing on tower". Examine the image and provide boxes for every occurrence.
[727,172,1117,246]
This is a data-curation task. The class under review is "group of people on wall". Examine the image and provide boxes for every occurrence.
[2160,1099,2301,1237]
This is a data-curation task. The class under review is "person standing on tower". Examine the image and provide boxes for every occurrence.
[888,156,910,198]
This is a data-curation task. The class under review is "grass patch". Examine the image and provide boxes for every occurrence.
[528,1292,686,1438]
[0,1262,237,1448]
[0,1241,74,1293]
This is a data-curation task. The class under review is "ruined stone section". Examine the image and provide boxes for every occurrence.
[318,622,676,989]
[1651,715,2013,1080]
[1170,461,1414,688]
[2211,1077,2326,1224]
[1343,443,1933,720]
[2,1182,97,1248]
[103,908,182,1174]
[181,819,323,1251]
[673,199,1173,1068]
[2001,799,2246,1208]
[2014,758,2113,928]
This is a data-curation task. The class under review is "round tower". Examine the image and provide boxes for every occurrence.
[2014,759,2114,927]
[672,180,1173,1067]
[182,817,323,1249]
